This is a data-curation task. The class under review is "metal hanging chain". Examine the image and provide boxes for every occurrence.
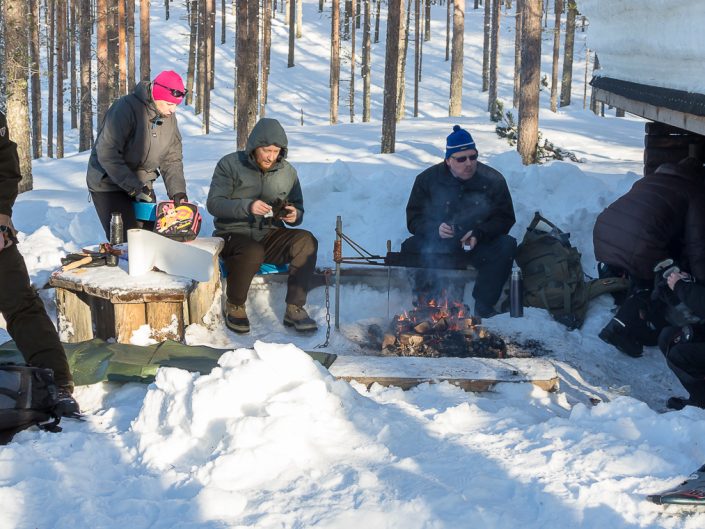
[315,268,332,349]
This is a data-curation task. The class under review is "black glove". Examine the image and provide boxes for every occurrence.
[133,185,154,203]
[173,193,188,207]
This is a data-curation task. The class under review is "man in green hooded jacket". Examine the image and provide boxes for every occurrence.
[207,118,318,333]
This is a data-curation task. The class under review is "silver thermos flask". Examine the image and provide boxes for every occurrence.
[107,212,123,267]
[509,266,523,318]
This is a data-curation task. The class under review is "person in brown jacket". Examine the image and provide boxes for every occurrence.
[86,70,188,240]
[593,157,705,357]
[0,111,79,417]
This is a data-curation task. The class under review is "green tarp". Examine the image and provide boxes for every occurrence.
[0,339,337,386]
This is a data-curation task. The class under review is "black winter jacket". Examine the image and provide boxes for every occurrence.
[86,82,186,198]
[406,161,515,244]
[674,280,705,321]
[0,112,20,217]
[206,118,304,241]
[593,160,705,282]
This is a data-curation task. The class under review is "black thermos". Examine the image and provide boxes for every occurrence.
[510,266,523,318]
[107,212,123,267]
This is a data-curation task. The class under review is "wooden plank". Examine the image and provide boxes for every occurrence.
[55,288,93,343]
[188,252,222,326]
[146,301,184,342]
[328,355,559,393]
[114,303,147,343]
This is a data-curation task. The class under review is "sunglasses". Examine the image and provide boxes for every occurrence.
[450,153,479,163]
[154,82,188,99]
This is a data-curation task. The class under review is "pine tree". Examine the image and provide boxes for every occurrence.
[517,0,542,164]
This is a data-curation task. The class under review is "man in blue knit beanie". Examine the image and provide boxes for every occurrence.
[401,125,517,318]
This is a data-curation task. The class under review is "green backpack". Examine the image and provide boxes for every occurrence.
[515,212,628,329]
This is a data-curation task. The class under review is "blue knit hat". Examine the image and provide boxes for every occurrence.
[445,125,476,159]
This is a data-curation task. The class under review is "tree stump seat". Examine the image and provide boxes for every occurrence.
[49,238,223,344]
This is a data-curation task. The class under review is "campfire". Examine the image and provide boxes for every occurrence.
[369,295,507,359]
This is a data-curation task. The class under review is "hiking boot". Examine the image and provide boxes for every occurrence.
[474,301,498,319]
[666,396,701,411]
[225,302,250,333]
[55,386,81,418]
[599,318,643,358]
[283,304,318,332]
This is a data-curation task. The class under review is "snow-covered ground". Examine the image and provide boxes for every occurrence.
[1,2,703,528]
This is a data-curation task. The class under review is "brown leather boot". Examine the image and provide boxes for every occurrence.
[283,304,318,332]
[225,302,250,333]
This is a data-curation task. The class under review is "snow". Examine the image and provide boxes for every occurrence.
[1,1,703,527]
[581,0,705,94]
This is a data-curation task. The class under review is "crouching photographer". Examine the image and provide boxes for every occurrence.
[657,267,705,410]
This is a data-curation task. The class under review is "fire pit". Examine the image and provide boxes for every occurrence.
[369,297,507,359]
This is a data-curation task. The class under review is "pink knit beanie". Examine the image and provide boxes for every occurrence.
[152,70,185,104]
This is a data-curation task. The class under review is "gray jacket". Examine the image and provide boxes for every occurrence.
[86,82,186,197]
[207,118,304,241]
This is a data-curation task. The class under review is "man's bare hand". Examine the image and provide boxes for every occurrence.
[280,205,298,224]
[0,214,13,252]
[667,270,690,290]
[460,232,477,250]
[439,223,455,239]
[250,200,272,216]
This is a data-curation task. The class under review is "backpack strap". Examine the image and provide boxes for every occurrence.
[587,277,631,300]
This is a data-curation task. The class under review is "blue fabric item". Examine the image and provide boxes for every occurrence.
[218,258,288,279]
[133,202,157,221]
[445,125,476,159]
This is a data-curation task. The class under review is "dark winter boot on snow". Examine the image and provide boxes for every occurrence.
[599,318,643,358]
[283,304,318,332]
[55,386,81,418]
[225,302,250,333]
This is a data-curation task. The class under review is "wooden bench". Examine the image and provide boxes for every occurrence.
[49,238,223,344]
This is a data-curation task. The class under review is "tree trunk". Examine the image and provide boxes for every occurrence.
[221,0,226,44]
[449,0,464,116]
[413,0,420,117]
[48,0,56,158]
[445,0,450,61]
[424,0,430,41]
[209,0,215,88]
[559,0,576,107]
[330,0,340,124]
[481,0,489,91]
[186,0,197,107]
[549,0,560,112]
[583,48,589,109]
[261,0,272,117]
[396,0,409,121]
[79,0,93,151]
[517,0,541,165]
[126,0,136,90]
[97,0,109,125]
[140,0,150,81]
[381,0,402,153]
[296,0,303,37]
[29,0,42,158]
[107,0,119,103]
[488,0,499,114]
[197,0,206,115]
[236,0,259,149]
[288,0,295,66]
[362,0,371,122]
[374,0,380,43]
[204,0,214,132]
[69,0,78,129]
[56,0,65,158]
[3,0,33,191]
[118,0,127,96]
[512,0,521,108]
[349,0,356,122]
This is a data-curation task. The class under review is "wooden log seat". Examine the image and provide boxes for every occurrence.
[49,238,223,344]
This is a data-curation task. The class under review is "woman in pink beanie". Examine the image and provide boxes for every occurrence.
[86,70,189,240]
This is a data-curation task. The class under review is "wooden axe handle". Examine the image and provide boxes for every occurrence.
[62,255,93,272]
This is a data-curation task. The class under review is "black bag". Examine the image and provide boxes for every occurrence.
[0,365,62,444]
[516,212,629,329]
[154,201,202,242]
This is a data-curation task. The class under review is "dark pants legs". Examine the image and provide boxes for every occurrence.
[90,190,154,241]
[660,326,705,405]
[401,234,516,308]
[221,229,318,306]
[0,244,72,388]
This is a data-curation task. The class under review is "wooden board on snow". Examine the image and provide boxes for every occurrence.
[328,355,559,392]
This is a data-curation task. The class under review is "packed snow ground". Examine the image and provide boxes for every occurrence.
[1,2,703,528]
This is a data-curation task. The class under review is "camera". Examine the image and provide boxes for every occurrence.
[268,198,291,220]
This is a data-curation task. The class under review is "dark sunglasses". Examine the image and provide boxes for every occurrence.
[154,82,187,99]
[450,153,479,163]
